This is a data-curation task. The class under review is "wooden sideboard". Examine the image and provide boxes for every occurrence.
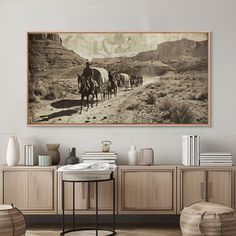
[0,165,235,215]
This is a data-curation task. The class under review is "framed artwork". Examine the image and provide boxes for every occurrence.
[27,32,210,126]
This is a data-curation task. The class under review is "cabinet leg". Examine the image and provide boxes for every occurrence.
[113,178,116,233]
[62,180,65,234]
[73,182,75,230]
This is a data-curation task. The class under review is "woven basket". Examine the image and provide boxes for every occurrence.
[180,202,236,236]
[0,204,26,236]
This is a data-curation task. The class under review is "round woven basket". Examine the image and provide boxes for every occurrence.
[0,204,26,236]
[180,202,236,236]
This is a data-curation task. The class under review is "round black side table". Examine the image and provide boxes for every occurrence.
[60,172,116,236]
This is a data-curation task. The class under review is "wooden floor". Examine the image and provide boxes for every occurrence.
[26,224,181,236]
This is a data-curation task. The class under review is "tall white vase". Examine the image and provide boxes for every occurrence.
[128,145,138,165]
[6,136,20,166]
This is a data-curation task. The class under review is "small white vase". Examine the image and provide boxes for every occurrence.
[128,145,138,165]
[6,136,20,166]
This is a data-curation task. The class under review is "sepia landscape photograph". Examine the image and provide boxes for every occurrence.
[27,32,210,126]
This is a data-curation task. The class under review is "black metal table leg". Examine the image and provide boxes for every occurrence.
[96,181,99,236]
[113,178,116,233]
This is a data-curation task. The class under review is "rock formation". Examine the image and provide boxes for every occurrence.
[28,33,62,44]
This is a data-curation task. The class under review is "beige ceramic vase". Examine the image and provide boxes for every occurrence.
[46,144,60,165]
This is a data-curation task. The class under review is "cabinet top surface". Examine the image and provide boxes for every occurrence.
[0,165,58,170]
[0,164,235,170]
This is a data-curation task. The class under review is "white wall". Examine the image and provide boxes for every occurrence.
[0,0,236,165]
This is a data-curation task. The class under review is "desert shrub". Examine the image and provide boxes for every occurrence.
[173,87,184,93]
[159,98,172,111]
[44,91,56,100]
[157,91,167,98]
[187,94,196,100]
[196,92,208,101]
[170,102,194,124]
[48,86,54,90]
[159,99,194,124]
[145,94,156,105]
[155,82,162,87]
[126,103,139,110]
[29,94,36,103]
[33,88,42,96]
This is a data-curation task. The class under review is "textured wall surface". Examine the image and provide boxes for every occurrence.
[0,0,236,165]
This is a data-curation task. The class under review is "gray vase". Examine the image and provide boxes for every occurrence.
[65,148,80,165]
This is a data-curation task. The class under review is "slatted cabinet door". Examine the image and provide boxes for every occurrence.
[3,171,28,209]
[57,172,89,213]
[180,170,206,210]
[118,166,176,214]
[64,182,89,210]
[122,171,147,210]
[207,170,231,207]
[28,170,54,210]
[147,171,173,210]
[90,181,114,210]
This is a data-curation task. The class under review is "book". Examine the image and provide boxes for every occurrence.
[83,151,117,155]
[24,145,37,166]
[182,135,200,166]
[182,135,190,166]
[200,163,232,166]
[200,160,232,163]
[200,156,232,159]
[200,152,232,156]
[82,156,117,160]
[83,160,116,163]
[190,135,193,166]
[194,136,200,166]
[200,157,232,160]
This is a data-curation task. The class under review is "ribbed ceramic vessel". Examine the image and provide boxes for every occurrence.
[128,145,138,165]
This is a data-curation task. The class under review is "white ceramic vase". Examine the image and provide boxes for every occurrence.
[128,145,138,165]
[6,136,20,166]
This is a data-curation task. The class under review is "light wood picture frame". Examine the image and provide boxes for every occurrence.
[27,32,210,126]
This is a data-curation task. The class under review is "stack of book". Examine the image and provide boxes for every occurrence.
[200,152,233,166]
[82,151,117,164]
[182,135,200,166]
[24,145,37,165]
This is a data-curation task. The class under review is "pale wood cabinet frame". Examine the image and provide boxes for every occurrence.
[118,166,176,214]
[0,166,58,215]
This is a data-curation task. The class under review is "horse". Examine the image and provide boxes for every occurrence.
[77,74,98,112]
[100,79,118,100]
